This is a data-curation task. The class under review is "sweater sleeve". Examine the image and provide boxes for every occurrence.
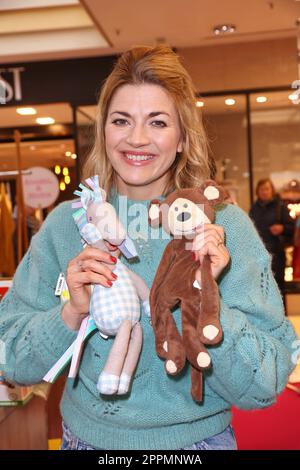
[205,204,299,410]
[0,205,77,385]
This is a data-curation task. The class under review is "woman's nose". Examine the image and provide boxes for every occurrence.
[126,124,150,147]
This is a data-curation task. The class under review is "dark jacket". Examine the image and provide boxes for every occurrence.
[249,196,295,255]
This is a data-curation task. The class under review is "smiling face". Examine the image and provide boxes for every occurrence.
[104,83,183,199]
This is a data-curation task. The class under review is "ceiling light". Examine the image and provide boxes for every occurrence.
[64,175,71,185]
[63,167,69,176]
[36,117,55,125]
[54,165,61,175]
[196,100,204,108]
[65,151,72,157]
[225,98,236,106]
[60,181,66,191]
[289,93,299,101]
[71,153,77,159]
[16,107,37,115]
[213,24,236,35]
[256,96,267,103]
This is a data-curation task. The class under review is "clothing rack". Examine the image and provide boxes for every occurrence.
[0,131,30,263]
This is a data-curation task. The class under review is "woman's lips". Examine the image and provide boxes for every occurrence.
[121,152,156,166]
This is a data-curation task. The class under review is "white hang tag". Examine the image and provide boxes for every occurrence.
[55,273,65,296]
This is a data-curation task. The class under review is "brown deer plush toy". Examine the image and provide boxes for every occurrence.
[148,180,227,402]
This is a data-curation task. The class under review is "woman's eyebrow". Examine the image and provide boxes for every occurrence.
[109,111,170,117]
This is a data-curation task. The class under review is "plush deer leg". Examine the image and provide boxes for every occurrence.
[97,319,131,395]
[181,298,212,371]
[191,365,203,402]
[117,322,143,395]
[197,255,223,346]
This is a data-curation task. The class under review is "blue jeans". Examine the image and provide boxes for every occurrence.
[60,421,237,450]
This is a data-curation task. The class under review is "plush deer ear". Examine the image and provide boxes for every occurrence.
[148,199,162,227]
[200,180,228,206]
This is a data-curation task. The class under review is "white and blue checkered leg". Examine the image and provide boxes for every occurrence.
[97,372,120,395]
[117,373,132,395]
[142,299,151,318]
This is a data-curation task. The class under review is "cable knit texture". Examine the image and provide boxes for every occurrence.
[0,193,298,450]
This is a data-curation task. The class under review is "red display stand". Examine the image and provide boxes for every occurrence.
[232,384,300,450]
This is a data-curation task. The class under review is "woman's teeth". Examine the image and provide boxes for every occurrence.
[125,153,154,161]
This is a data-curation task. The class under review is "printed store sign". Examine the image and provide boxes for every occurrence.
[23,166,59,209]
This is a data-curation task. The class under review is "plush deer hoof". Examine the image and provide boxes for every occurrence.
[166,360,177,374]
[163,341,168,352]
[117,373,131,395]
[203,325,219,341]
[197,352,211,368]
[97,373,119,395]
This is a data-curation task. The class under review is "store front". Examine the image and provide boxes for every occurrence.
[1,54,300,284]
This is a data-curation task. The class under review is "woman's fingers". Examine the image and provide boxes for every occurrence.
[105,241,121,257]
[80,259,118,281]
[195,224,225,241]
[192,233,222,252]
[69,271,113,288]
[68,247,117,274]
[195,241,230,277]
[71,246,117,265]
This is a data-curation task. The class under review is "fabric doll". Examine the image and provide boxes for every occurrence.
[148,180,227,402]
[44,176,150,396]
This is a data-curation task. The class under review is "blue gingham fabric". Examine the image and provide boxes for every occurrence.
[90,259,141,336]
[97,372,121,395]
[80,223,102,245]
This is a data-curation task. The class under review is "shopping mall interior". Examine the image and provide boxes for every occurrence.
[0,0,300,451]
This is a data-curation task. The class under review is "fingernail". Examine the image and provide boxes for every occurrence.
[107,280,113,287]
[110,256,117,263]
[112,273,118,280]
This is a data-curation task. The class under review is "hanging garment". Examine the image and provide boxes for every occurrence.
[0,183,16,276]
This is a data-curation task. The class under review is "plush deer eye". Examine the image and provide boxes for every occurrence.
[183,203,188,208]
[175,207,179,211]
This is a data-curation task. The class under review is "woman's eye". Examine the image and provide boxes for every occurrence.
[151,120,167,128]
[112,119,128,126]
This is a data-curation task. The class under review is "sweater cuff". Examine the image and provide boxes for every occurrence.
[32,303,78,364]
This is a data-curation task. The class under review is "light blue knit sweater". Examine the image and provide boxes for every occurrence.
[0,194,298,450]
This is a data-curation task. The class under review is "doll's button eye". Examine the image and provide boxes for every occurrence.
[175,207,179,211]
[183,203,188,208]
[89,216,93,222]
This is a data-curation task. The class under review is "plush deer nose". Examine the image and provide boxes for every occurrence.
[177,211,191,222]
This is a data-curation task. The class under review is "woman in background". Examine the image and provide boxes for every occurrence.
[249,178,295,302]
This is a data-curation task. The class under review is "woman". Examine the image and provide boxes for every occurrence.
[249,178,295,299]
[0,46,298,450]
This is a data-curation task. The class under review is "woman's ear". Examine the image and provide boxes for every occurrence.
[177,138,183,153]
[148,199,162,228]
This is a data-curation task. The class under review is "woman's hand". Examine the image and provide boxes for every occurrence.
[61,245,119,330]
[191,224,230,281]
[269,224,284,236]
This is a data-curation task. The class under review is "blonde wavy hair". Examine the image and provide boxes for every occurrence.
[82,45,211,196]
